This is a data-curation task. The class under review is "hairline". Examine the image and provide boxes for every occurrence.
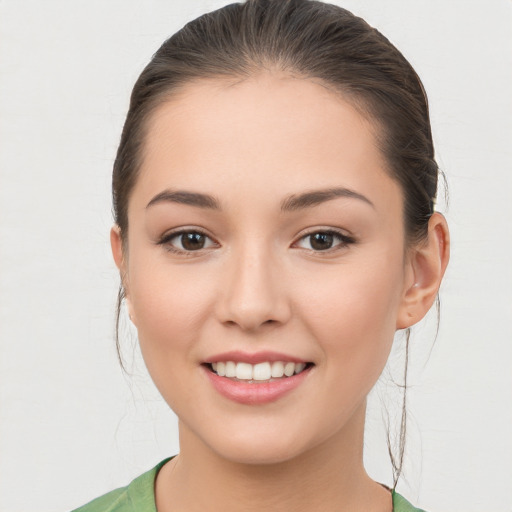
[119,69,410,248]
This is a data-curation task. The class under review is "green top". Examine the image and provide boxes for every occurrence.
[72,458,426,512]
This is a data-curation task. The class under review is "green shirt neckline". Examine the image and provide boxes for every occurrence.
[72,458,426,512]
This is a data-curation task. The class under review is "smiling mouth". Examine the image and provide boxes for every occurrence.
[205,361,314,382]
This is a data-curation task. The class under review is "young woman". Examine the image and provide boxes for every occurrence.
[73,1,449,510]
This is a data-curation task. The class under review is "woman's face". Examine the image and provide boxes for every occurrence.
[116,73,416,464]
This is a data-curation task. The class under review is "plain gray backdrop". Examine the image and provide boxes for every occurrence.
[1,1,511,511]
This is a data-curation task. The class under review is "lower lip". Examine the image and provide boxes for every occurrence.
[203,366,312,405]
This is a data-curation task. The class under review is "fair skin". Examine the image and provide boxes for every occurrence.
[111,73,449,512]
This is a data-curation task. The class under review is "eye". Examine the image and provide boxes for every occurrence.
[294,230,355,252]
[158,229,217,253]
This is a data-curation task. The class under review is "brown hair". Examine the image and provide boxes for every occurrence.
[113,0,441,487]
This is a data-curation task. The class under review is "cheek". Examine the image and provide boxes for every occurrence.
[296,253,404,378]
[127,256,214,360]
[126,259,219,410]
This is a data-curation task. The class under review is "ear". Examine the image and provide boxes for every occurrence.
[110,224,125,272]
[396,212,450,329]
[110,225,136,324]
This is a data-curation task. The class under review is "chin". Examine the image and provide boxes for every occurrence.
[195,419,326,467]
[212,438,307,466]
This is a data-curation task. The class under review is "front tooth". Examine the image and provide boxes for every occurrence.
[217,362,226,377]
[284,362,295,377]
[236,362,253,380]
[225,361,236,377]
[253,362,271,381]
[294,363,306,374]
[271,361,285,378]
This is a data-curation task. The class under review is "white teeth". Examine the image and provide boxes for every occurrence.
[271,361,284,378]
[253,362,271,381]
[284,362,295,377]
[211,361,308,380]
[235,362,253,380]
[294,363,306,374]
[225,361,236,378]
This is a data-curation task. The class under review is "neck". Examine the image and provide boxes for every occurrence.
[155,403,391,512]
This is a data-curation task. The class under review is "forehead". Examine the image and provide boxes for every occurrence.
[132,73,402,216]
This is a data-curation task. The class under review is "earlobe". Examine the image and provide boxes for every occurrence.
[396,213,450,329]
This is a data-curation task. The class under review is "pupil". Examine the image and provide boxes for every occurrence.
[310,233,333,250]
[182,232,205,250]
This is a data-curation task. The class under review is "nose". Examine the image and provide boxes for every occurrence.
[216,244,292,332]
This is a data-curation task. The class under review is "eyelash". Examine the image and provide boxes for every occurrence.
[157,228,218,256]
[293,229,356,253]
[157,228,356,255]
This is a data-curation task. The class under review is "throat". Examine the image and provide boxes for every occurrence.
[157,418,380,512]
[156,455,389,512]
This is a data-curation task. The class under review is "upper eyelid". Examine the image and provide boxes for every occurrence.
[157,228,219,256]
[158,226,216,242]
[293,226,354,241]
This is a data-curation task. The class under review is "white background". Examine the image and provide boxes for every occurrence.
[1,1,511,511]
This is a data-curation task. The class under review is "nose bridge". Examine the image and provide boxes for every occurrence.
[218,237,290,331]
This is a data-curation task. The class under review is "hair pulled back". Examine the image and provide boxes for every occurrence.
[112,0,441,487]
[113,0,438,243]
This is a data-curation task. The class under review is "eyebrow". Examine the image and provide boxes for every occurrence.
[145,186,374,212]
[280,187,374,212]
[146,190,220,210]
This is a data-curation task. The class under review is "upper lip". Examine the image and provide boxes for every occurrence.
[205,350,309,365]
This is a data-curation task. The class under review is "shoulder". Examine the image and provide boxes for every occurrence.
[393,490,428,512]
[71,486,129,512]
[71,458,171,512]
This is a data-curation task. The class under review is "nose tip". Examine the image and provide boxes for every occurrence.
[223,298,284,332]
[216,252,291,332]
